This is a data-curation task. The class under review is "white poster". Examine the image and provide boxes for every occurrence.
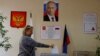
[84,23,96,33]
[83,12,97,33]
[41,26,61,39]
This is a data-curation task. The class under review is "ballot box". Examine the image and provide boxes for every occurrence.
[40,53,67,56]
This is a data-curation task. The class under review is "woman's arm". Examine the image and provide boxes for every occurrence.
[35,42,50,48]
[24,37,53,48]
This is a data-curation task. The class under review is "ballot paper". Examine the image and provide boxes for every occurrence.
[51,46,59,54]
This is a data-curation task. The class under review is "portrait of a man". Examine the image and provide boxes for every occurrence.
[43,0,59,22]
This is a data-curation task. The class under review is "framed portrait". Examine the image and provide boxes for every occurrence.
[43,0,59,22]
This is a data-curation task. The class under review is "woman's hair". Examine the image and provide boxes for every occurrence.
[23,25,33,36]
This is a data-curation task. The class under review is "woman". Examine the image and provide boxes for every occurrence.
[18,25,53,56]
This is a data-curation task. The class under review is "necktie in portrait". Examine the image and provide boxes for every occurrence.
[51,17,54,22]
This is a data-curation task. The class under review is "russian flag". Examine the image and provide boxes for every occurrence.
[62,25,70,54]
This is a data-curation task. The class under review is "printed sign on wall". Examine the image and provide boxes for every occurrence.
[41,26,61,39]
[83,12,97,33]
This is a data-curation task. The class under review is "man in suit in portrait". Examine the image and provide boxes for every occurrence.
[44,1,58,22]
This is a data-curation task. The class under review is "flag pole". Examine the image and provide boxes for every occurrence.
[29,12,35,39]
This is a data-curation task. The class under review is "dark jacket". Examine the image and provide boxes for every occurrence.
[43,15,58,22]
[18,36,50,56]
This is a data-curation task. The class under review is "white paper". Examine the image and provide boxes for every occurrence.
[83,12,97,23]
[83,12,97,33]
[41,26,61,39]
[84,23,96,33]
[51,46,59,54]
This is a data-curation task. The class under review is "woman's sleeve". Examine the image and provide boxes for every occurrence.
[25,38,50,48]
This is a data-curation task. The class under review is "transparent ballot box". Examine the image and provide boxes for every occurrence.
[40,53,67,56]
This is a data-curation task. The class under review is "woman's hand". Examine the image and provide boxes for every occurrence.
[50,44,54,48]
